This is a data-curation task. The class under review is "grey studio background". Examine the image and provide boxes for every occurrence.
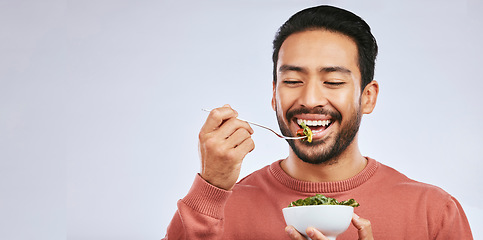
[1,0,482,239]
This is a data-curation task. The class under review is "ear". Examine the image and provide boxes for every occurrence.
[271,81,276,111]
[361,80,379,114]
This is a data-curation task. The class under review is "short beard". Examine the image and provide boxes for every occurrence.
[276,106,362,165]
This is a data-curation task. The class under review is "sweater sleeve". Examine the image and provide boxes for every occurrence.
[434,196,473,239]
[162,174,232,240]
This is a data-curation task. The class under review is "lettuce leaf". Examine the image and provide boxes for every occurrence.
[288,194,360,207]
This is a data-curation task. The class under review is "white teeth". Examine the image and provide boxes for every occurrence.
[297,119,331,127]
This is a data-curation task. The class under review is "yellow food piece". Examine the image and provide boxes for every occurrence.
[305,127,312,143]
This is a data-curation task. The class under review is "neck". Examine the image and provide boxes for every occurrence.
[281,139,367,182]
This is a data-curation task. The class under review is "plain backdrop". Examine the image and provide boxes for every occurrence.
[1,0,482,239]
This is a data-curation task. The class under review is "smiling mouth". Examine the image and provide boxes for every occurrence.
[296,118,333,133]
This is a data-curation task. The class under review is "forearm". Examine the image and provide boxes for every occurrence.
[163,174,232,240]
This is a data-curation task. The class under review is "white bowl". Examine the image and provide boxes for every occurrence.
[282,205,354,240]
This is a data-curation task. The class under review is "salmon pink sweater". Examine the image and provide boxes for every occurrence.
[163,158,473,239]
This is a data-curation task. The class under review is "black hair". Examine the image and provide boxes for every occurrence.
[272,5,378,90]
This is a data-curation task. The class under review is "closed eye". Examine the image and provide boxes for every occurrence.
[325,82,345,86]
[282,80,303,86]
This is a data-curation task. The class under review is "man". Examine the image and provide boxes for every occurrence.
[163,5,473,240]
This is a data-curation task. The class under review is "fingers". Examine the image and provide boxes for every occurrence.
[285,226,306,240]
[286,215,373,240]
[200,105,254,153]
[285,226,329,240]
[217,117,254,140]
[201,104,252,135]
[198,105,255,190]
[352,214,373,240]
[199,108,254,155]
[225,130,254,158]
[306,227,330,240]
[200,104,236,134]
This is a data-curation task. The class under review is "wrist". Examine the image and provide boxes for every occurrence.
[182,174,233,219]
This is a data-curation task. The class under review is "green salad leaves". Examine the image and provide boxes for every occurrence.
[288,194,360,208]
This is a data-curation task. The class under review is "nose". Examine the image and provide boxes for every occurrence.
[297,80,328,109]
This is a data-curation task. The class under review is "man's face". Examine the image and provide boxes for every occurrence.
[272,30,364,164]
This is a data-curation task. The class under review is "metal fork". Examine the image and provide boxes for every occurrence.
[202,109,306,140]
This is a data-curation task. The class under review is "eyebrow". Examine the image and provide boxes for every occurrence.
[278,64,308,74]
[321,66,352,75]
[278,64,352,75]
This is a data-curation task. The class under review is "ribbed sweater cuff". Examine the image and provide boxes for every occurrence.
[181,174,232,219]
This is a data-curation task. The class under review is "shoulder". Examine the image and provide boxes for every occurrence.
[374,161,456,207]
[377,164,472,238]
[361,160,472,238]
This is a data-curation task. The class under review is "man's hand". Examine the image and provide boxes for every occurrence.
[198,105,255,190]
[285,214,373,240]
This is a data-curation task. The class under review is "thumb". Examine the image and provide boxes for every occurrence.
[352,213,373,240]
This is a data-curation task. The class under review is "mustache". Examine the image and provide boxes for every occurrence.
[286,107,342,122]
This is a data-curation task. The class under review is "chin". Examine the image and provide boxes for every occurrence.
[289,140,340,165]
[300,155,340,165]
